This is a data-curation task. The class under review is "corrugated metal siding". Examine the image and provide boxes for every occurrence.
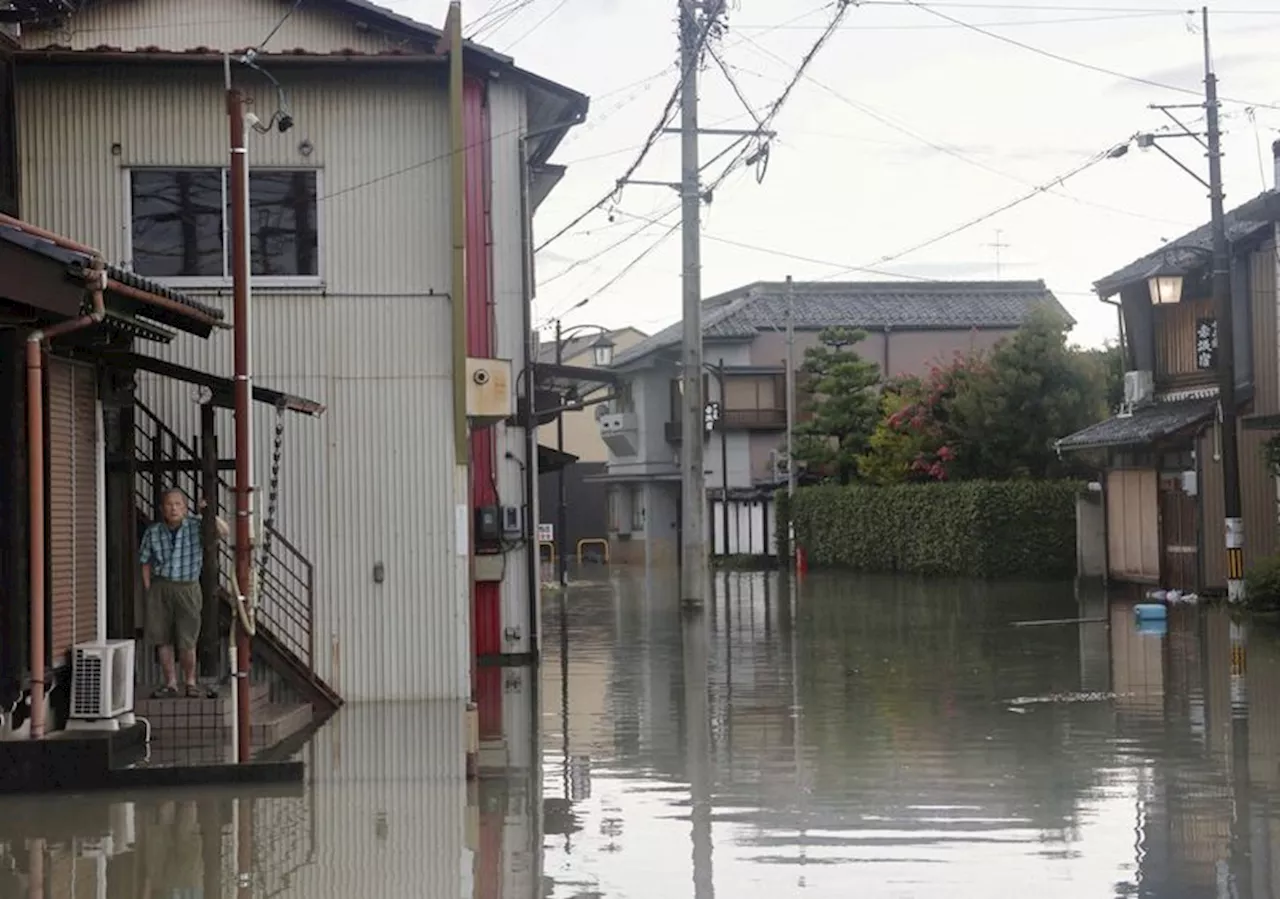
[288,702,468,897]
[46,357,98,663]
[488,83,534,660]
[18,63,477,700]
[1252,238,1279,414]
[1154,298,1215,380]
[19,0,420,54]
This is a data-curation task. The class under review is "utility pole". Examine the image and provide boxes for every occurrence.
[225,56,254,764]
[679,0,707,607]
[1203,6,1245,603]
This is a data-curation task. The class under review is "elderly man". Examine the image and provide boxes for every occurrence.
[140,488,229,698]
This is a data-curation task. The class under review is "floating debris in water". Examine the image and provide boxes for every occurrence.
[1005,691,1129,707]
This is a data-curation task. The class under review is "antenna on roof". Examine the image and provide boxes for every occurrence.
[984,229,1011,278]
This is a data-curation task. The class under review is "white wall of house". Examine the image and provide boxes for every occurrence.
[15,3,543,700]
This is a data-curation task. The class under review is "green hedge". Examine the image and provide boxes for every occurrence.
[786,480,1081,579]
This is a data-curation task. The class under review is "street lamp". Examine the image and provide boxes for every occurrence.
[592,334,616,367]
[551,321,613,587]
[1147,274,1184,306]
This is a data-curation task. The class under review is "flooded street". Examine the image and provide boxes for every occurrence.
[6,570,1280,896]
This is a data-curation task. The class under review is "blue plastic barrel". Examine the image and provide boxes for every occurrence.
[1134,602,1168,621]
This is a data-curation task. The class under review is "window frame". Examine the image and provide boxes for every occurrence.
[123,165,323,290]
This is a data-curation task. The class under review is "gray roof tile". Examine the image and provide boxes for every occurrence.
[612,280,1070,368]
[1094,190,1280,296]
[1056,399,1216,451]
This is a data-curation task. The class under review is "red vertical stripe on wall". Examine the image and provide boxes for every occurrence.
[464,75,502,738]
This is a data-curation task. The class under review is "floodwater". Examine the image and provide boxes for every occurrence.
[3,569,1280,897]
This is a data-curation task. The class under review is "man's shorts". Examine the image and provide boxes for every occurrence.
[146,579,203,651]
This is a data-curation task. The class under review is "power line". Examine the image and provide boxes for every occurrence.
[257,0,304,50]
[702,0,855,191]
[819,143,1128,278]
[860,1,1280,13]
[533,9,720,254]
[536,221,681,326]
[506,0,574,49]
[735,31,1192,228]
[898,0,1280,111]
[540,203,681,286]
[733,10,1188,30]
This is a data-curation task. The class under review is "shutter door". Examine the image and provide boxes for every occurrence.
[46,357,99,664]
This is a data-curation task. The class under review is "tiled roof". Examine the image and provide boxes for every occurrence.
[1055,399,1216,452]
[1094,190,1280,296]
[612,280,1069,368]
[536,327,646,365]
[0,223,224,324]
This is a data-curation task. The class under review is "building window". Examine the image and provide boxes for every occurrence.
[722,373,787,428]
[607,487,620,532]
[613,381,634,414]
[630,486,645,532]
[129,168,319,284]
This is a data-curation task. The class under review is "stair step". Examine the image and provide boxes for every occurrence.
[134,683,271,747]
[249,703,313,748]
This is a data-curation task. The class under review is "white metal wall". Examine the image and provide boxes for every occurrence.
[15,60,487,701]
[19,0,410,54]
[488,84,537,661]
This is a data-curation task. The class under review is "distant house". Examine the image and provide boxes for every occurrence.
[597,279,1070,565]
[535,327,647,562]
[1057,177,1280,594]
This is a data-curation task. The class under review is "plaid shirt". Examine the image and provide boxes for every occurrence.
[140,515,205,583]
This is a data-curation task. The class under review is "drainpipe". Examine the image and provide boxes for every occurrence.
[26,264,107,739]
[0,213,98,256]
[518,134,539,660]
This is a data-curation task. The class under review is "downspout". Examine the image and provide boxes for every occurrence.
[518,134,539,660]
[26,263,107,739]
[448,1,468,469]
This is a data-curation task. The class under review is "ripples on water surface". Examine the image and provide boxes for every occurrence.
[540,571,1280,898]
[5,569,1280,897]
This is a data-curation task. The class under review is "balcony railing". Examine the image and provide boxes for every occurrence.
[665,407,788,443]
[723,407,786,429]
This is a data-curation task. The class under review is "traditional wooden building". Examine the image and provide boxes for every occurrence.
[1058,162,1280,592]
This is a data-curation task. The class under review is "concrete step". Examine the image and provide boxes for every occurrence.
[250,703,313,748]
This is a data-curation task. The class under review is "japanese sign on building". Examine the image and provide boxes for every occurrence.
[1195,318,1218,370]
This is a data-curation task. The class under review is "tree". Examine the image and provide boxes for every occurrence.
[857,356,988,484]
[945,304,1108,480]
[792,327,881,484]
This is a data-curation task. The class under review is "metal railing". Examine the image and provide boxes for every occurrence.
[133,401,317,677]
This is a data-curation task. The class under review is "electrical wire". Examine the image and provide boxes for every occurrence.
[708,44,765,129]
[536,221,682,326]
[731,10,1191,30]
[819,143,1128,278]
[736,31,1191,228]
[540,202,682,286]
[703,0,854,191]
[611,207,939,280]
[898,0,1280,111]
[257,0,304,50]
[859,1,1280,13]
[506,0,574,49]
[534,9,720,255]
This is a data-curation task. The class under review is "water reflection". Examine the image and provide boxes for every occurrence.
[12,571,1280,897]
[541,570,1280,898]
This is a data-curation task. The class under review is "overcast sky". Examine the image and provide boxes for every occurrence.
[387,0,1280,350]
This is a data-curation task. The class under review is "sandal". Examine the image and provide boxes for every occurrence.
[183,683,203,698]
[152,685,179,699]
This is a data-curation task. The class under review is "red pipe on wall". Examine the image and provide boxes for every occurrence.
[463,75,503,739]
[25,269,107,739]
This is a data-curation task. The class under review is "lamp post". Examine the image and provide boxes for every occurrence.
[1134,6,1244,601]
[551,322,615,587]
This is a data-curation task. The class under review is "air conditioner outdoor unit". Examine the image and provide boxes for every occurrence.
[67,640,136,730]
[1123,370,1154,407]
